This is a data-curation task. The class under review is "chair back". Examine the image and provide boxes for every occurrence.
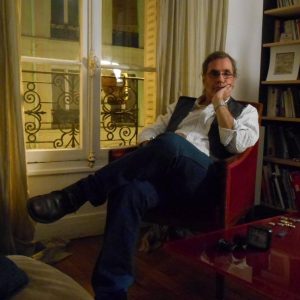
[223,100,263,228]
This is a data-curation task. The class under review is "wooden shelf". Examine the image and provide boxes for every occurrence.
[262,116,300,122]
[261,80,300,85]
[264,156,300,167]
[264,5,300,17]
[260,1,300,212]
[263,40,300,47]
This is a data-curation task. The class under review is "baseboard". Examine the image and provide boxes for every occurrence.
[34,210,107,241]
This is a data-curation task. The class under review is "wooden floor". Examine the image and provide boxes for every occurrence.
[54,235,267,300]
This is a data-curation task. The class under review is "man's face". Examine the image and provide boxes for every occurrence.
[203,58,236,101]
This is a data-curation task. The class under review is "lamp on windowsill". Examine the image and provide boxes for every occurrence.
[113,68,123,86]
[101,60,123,86]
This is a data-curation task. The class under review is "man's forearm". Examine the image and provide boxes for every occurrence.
[214,104,234,129]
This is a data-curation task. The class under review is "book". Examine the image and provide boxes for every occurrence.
[274,126,289,159]
[296,18,300,40]
[268,164,285,209]
[276,89,284,117]
[274,19,282,42]
[284,127,300,160]
[267,87,277,117]
[273,164,288,209]
[283,20,294,41]
[264,125,276,156]
[284,88,295,118]
[266,163,281,208]
[262,164,273,206]
[290,87,300,117]
[289,171,300,210]
[281,168,296,209]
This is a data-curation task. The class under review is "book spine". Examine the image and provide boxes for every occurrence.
[289,171,300,210]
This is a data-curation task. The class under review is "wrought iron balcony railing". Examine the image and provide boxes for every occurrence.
[22,69,140,150]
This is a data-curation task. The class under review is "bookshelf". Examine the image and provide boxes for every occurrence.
[259,1,300,211]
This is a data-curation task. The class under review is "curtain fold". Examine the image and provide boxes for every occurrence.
[0,0,34,254]
[157,0,229,114]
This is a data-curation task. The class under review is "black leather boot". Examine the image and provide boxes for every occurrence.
[27,190,86,224]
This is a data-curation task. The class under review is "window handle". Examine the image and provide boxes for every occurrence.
[89,52,100,77]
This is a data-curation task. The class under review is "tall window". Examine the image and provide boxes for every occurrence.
[21,0,157,165]
[101,0,157,148]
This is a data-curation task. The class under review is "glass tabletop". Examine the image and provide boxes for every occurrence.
[165,213,300,300]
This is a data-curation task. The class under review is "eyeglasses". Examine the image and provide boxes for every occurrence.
[207,70,234,79]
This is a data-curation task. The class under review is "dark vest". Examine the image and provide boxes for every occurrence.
[165,96,246,160]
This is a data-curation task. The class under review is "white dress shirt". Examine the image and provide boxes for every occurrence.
[138,99,259,156]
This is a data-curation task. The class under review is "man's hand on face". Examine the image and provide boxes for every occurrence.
[211,84,233,107]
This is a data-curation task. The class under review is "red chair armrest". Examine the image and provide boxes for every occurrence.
[223,143,259,227]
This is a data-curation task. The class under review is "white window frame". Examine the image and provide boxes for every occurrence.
[23,0,108,176]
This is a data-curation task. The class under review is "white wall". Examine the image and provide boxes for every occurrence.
[226,0,264,205]
[226,0,263,102]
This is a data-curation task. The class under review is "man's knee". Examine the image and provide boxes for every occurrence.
[109,180,160,212]
[154,132,213,170]
[151,132,188,154]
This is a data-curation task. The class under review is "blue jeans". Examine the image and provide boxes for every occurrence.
[64,132,214,296]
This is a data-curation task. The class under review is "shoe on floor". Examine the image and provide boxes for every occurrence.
[27,190,84,224]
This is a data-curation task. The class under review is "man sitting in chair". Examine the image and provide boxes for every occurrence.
[27,51,259,300]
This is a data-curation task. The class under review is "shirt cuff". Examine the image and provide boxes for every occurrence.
[219,119,237,146]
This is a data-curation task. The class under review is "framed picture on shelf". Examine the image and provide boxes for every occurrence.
[266,45,300,81]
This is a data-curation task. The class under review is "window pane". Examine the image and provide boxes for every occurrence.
[101,0,157,149]
[112,0,139,48]
[51,0,64,24]
[102,0,145,69]
[21,0,82,150]
[21,0,80,60]
[22,63,80,149]
[68,0,79,26]
[100,70,141,148]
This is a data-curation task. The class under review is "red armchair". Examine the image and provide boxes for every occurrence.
[109,101,263,232]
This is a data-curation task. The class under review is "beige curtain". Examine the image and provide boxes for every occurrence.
[157,0,229,114]
[0,0,34,254]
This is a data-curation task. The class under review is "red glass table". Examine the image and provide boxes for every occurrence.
[164,213,300,300]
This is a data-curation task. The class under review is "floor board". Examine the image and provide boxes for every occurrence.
[54,235,268,300]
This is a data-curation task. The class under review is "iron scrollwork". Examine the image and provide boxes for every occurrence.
[100,73,139,147]
[23,70,80,149]
[23,82,46,143]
